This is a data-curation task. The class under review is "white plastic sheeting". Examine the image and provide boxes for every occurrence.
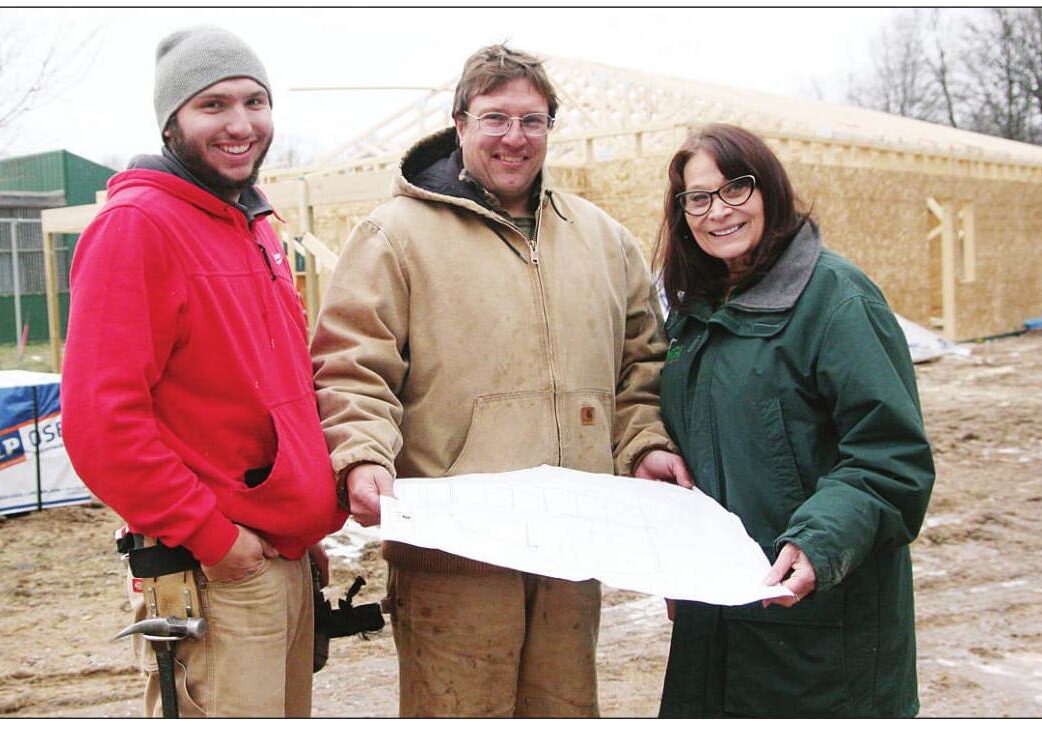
[0,370,89,515]
[896,314,971,363]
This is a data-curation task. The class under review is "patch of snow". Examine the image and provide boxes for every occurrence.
[925,514,963,528]
[977,663,1012,676]
[322,521,381,563]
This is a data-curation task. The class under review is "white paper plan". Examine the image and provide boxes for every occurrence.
[380,465,792,606]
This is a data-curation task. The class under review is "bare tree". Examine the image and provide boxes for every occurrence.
[925,9,962,128]
[847,10,947,123]
[962,8,1038,143]
[1011,8,1042,141]
[0,12,98,153]
[849,8,1042,143]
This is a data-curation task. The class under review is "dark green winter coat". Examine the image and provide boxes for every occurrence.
[658,221,934,718]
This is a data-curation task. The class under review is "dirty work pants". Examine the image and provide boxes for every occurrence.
[126,555,313,717]
[389,564,601,717]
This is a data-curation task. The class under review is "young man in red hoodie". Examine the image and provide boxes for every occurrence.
[61,26,345,717]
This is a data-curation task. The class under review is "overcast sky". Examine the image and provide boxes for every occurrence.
[1,7,904,170]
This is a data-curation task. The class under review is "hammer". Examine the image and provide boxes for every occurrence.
[115,616,207,718]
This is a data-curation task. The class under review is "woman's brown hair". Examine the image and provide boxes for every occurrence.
[653,124,809,309]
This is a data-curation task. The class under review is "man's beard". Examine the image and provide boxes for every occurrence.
[165,120,271,200]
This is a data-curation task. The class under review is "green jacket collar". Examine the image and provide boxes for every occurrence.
[668,219,822,339]
[730,219,821,312]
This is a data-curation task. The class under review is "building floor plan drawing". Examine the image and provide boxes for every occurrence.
[381,465,792,606]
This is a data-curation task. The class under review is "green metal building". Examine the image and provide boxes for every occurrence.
[0,150,116,344]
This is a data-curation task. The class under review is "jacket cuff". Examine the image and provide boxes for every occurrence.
[181,510,240,566]
[775,529,837,593]
[334,453,397,481]
[335,469,352,514]
[617,434,677,477]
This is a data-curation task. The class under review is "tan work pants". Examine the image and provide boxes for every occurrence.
[126,555,313,717]
[389,565,601,717]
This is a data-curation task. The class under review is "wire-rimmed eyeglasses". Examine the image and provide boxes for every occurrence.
[462,111,556,137]
[676,175,757,216]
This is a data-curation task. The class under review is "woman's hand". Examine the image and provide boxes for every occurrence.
[761,542,816,608]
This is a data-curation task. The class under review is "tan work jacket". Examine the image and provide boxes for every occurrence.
[311,129,674,573]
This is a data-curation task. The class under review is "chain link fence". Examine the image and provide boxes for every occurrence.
[0,218,73,296]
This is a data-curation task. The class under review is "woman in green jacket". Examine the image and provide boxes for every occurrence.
[653,124,934,718]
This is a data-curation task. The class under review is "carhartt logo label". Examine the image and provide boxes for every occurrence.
[131,578,143,593]
[580,406,595,425]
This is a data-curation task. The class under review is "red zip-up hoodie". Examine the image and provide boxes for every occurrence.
[62,168,345,565]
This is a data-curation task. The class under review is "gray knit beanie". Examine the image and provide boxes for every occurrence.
[154,26,272,132]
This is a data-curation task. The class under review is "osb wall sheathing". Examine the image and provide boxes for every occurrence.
[579,150,1042,341]
[278,145,1042,341]
[275,200,380,255]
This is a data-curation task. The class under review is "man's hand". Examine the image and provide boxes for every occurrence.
[346,463,395,527]
[201,524,279,583]
[308,542,330,588]
[634,449,695,488]
[761,542,817,608]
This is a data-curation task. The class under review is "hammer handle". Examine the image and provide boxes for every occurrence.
[154,643,179,719]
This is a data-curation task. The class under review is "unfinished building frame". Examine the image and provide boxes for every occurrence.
[41,57,1042,372]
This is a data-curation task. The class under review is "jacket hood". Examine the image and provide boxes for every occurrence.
[123,146,273,224]
[393,127,549,223]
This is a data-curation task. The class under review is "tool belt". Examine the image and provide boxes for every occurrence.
[116,530,199,578]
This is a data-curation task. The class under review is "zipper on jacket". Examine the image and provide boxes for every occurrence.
[529,206,540,265]
[485,198,563,463]
[529,197,562,465]
[529,197,544,265]
[701,330,727,508]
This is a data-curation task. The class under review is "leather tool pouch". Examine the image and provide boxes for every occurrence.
[145,569,204,623]
[135,569,205,692]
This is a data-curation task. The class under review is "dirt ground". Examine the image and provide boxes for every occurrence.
[2,333,1041,718]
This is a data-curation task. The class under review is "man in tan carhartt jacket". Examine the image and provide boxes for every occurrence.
[310,44,692,718]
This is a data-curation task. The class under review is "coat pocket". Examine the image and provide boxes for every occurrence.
[722,588,850,716]
[756,398,808,520]
[216,394,336,545]
[445,391,556,476]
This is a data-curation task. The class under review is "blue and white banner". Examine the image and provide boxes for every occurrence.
[0,370,90,515]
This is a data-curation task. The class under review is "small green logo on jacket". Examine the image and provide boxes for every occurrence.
[665,339,682,364]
